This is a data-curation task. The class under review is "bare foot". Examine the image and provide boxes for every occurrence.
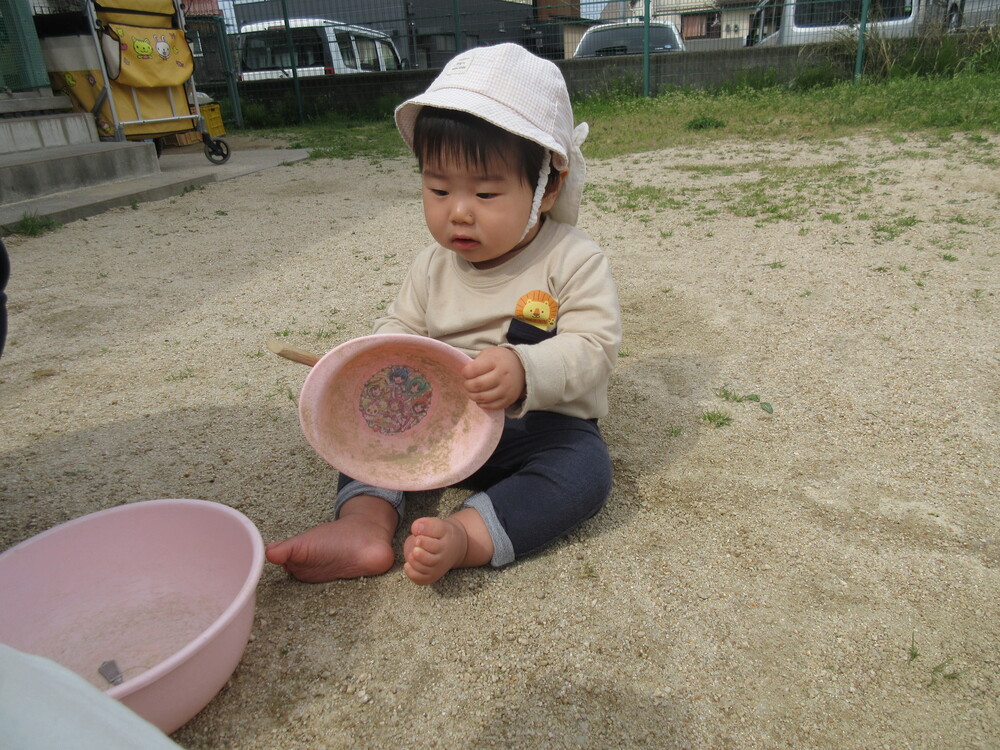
[403,517,469,585]
[266,498,397,582]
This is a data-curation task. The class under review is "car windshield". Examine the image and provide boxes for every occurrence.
[577,25,681,56]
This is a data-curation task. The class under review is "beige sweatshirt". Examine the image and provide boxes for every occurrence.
[373,219,622,419]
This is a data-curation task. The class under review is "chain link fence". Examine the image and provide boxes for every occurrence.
[2,0,51,93]
[12,0,1000,125]
[181,0,998,128]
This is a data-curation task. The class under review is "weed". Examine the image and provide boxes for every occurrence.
[686,115,726,131]
[908,632,920,663]
[715,387,773,414]
[667,425,683,437]
[768,260,786,269]
[4,213,61,236]
[700,410,733,428]
[872,214,919,243]
[929,658,969,685]
[130,199,139,210]
[714,386,745,403]
[618,346,631,358]
[165,368,194,382]
[942,253,959,262]
[266,384,297,401]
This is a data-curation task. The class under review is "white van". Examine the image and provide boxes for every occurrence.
[574,21,686,58]
[742,0,995,46]
[238,18,403,81]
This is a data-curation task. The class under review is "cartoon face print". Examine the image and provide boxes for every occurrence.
[132,37,153,59]
[515,290,559,330]
[155,35,170,60]
[359,364,433,435]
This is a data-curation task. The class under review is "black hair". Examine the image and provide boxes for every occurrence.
[412,107,560,192]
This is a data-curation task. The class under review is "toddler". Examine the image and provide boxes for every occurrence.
[266,43,622,585]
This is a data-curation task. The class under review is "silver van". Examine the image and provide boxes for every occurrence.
[574,21,686,58]
[238,18,403,81]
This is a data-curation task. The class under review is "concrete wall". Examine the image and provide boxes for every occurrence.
[213,43,850,118]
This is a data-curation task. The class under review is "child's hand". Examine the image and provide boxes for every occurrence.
[463,346,525,410]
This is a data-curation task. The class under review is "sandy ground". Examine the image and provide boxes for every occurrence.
[1,133,998,749]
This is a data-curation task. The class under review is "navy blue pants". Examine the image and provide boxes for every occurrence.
[460,411,612,560]
[337,411,612,566]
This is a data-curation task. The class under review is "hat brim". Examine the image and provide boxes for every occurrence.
[395,88,567,162]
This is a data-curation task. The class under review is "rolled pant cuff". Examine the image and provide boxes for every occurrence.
[463,492,515,567]
[334,480,405,525]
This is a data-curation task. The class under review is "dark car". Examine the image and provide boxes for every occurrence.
[574,21,686,58]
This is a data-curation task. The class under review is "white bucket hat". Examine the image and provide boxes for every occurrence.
[395,43,589,237]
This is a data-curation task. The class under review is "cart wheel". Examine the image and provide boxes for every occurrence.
[205,138,231,165]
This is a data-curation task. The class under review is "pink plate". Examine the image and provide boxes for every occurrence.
[298,334,504,491]
[0,499,264,734]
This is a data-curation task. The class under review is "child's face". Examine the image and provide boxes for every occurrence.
[420,152,554,269]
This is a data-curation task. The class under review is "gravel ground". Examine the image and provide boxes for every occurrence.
[1,133,998,749]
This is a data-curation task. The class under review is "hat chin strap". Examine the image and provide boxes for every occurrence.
[520,151,552,243]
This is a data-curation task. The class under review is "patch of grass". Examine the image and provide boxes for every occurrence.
[234,68,1000,163]
[3,213,62,236]
[715,386,774,414]
[165,368,194,382]
[942,253,959,262]
[700,410,733,428]
[714,386,745,403]
[686,115,726,131]
[872,214,919,243]
[929,658,969,685]
[568,72,1000,160]
[584,180,688,217]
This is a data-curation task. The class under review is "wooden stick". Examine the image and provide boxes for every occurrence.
[266,338,320,367]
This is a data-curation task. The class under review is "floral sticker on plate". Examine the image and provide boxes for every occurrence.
[359,364,432,434]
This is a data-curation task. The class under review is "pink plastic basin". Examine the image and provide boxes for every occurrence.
[0,498,264,734]
[299,334,504,491]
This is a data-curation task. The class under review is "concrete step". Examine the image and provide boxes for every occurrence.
[0,92,73,117]
[0,141,160,206]
[0,112,100,155]
[0,145,312,229]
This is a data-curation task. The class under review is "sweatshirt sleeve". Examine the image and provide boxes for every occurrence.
[504,249,621,418]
